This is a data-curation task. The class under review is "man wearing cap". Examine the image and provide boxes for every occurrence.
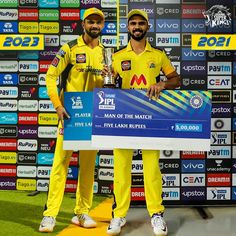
[39,7,105,233]
[106,9,180,236]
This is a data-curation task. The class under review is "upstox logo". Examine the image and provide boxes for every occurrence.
[192,34,236,50]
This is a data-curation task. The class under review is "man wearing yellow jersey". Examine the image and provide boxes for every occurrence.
[39,8,105,233]
[106,9,181,236]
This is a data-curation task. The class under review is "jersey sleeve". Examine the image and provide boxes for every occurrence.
[46,43,71,109]
[161,50,176,76]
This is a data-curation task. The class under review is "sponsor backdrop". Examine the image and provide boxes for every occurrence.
[0,0,236,205]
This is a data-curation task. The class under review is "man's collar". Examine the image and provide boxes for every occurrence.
[78,35,103,48]
[126,40,152,52]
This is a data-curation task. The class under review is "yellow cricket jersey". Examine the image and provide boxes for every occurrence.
[113,40,176,89]
[46,36,104,109]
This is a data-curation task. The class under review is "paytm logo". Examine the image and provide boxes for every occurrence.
[156,19,180,32]
[208,62,231,75]
[156,33,180,46]
[207,146,231,159]
[19,61,39,72]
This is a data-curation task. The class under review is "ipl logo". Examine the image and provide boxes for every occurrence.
[203,5,231,28]
[97,90,115,110]
[71,96,83,109]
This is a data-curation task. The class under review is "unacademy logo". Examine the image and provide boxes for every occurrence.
[203,5,231,27]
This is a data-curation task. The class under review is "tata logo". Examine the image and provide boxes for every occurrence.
[0,21,17,33]
[130,74,147,86]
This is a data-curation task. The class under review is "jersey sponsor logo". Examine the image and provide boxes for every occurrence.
[76,54,86,63]
[51,57,60,67]
[130,74,147,86]
[121,60,131,71]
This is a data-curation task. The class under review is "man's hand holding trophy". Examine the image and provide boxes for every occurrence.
[102,47,116,88]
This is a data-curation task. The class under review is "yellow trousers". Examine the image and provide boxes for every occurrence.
[43,122,97,218]
[113,149,164,217]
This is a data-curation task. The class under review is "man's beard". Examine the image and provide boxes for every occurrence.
[129,29,147,41]
[85,28,101,39]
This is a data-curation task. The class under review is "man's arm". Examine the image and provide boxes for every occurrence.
[146,71,181,99]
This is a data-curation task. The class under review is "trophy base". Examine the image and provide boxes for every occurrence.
[103,84,116,88]
[103,76,115,88]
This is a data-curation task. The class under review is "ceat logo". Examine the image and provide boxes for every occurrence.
[130,74,147,86]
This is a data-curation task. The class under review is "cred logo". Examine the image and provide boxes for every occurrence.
[130,74,147,86]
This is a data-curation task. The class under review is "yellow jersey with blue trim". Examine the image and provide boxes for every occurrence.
[46,36,104,109]
[112,41,176,89]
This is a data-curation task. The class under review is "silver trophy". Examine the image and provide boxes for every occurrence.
[103,48,115,87]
